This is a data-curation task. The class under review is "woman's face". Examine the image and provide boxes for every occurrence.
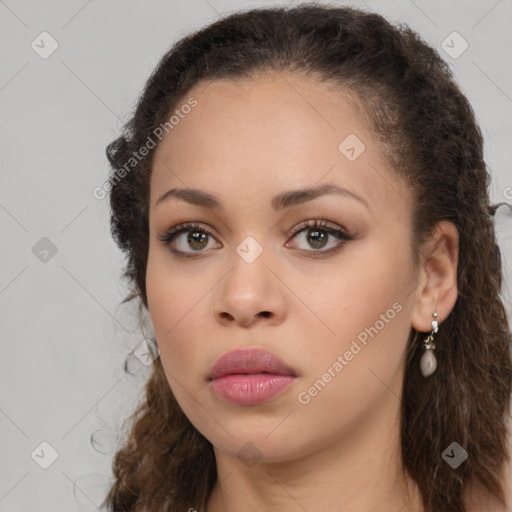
[146,72,421,464]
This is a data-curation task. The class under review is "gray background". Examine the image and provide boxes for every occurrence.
[1,0,511,510]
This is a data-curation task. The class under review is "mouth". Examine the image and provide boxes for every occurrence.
[208,347,298,380]
[208,347,298,405]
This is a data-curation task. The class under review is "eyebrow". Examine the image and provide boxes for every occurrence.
[154,183,369,211]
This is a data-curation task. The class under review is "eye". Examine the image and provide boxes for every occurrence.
[157,219,352,258]
[156,222,221,257]
[286,219,352,256]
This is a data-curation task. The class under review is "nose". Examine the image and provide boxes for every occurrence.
[212,252,287,328]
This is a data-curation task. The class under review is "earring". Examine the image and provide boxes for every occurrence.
[420,312,438,377]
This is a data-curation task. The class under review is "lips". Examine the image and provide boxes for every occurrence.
[208,347,298,380]
[208,347,298,405]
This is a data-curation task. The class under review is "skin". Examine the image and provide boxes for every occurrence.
[146,71,461,512]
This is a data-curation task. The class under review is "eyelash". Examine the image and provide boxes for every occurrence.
[156,219,352,259]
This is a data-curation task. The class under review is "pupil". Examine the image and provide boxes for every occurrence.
[188,231,207,250]
[308,229,327,248]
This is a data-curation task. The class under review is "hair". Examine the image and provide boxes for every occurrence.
[101,4,512,511]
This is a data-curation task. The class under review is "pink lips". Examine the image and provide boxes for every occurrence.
[208,348,298,405]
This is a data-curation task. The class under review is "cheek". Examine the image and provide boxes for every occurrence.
[146,250,207,371]
[146,243,206,327]
[294,291,411,440]
[306,239,411,340]
[298,240,414,395]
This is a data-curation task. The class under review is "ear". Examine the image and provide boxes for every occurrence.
[410,220,459,332]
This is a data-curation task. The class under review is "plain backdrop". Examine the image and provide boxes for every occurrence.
[0,1,511,510]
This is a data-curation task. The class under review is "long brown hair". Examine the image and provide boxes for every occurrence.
[101,4,512,511]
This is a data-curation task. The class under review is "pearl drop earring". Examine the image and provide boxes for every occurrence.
[420,312,438,377]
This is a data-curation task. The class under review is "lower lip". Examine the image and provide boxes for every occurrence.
[209,374,296,405]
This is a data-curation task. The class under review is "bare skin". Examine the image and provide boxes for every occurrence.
[144,71,509,511]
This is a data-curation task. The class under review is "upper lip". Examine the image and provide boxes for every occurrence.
[208,348,298,380]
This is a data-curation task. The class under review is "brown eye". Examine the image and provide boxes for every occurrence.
[157,222,221,256]
[286,219,352,256]
[186,231,209,251]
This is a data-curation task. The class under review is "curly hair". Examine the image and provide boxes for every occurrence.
[101,4,512,511]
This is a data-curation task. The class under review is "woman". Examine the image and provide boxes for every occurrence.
[101,4,512,511]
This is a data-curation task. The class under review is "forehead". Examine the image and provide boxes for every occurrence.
[150,72,410,216]
[153,72,369,161]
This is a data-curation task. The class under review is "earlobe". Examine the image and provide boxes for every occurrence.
[410,220,459,332]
